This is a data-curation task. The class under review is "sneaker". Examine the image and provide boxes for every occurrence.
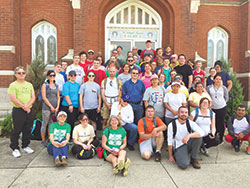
[121,158,131,177]
[127,144,135,151]
[41,141,47,147]
[12,149,21,158]
[117,160,125,170]
[23,147,34,154]
[246,146,250,155]
[55,157,62,167]
[234,140,240,152]
[200,146,209,157]
[190,158,201,169]
[154,151,161,162]
[113,165,119,174]
[61,157,68,166]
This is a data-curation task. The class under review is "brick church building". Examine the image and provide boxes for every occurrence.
[0,0,250,103]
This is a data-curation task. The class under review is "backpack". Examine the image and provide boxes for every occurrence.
[193,107,213,122]
[142,117,157,134]
[31,120,42,140]
[103,78,120,90]
[172,119,192,139]
[38,82,58,103]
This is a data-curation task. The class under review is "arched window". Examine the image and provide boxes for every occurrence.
[32,21,57,64]
[207,27,228,67]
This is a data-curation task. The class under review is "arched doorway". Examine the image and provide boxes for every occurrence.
[105,0,162,61]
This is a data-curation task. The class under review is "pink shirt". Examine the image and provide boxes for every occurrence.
[139,73,156,89]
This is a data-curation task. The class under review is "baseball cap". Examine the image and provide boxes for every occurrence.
[171,81,181,86]
[150,74,158,80]
[57,111,67,118]
[88,49,94,54]
[68,70,76,76]
[121,94,130,102]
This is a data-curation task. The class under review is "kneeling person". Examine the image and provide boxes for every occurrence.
[138,105,167,162]
[71,113,99,159]
[168,106,204,169]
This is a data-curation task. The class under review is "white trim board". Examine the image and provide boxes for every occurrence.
[0,46,15,54]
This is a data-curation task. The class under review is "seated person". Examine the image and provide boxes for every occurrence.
[168,106,204,169]
[71,113,99,159]
[138,105,167,162]
[225,105,250,154]
[190,97,220,156]
[102,116,131,176]
[47,111,70,167]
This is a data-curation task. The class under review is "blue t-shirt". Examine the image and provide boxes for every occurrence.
[62,81,80,107]
[217,72,232,87]
[122,79,145,103]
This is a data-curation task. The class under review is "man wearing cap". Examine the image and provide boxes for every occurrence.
[140,40,156,61]
[169,54,179,69]
[122,68,145,124]
[110,94,138,151]
[85,49,95,65]
[66,53,85,85]
[143,74,166,121]
[138,105,167,161]
[166,74,189,99]
[164,81,187,126]
[174,54,193,90]
[61,70,80,138]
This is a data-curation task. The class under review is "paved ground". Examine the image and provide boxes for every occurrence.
[0,137,250,188]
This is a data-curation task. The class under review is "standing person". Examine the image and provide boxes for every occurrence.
[60,61,68,82]
[79,71,101,131]
[54,62,65,95]
[84,58,107,86]
[8,66,36,157]
[40,70,60,147]
[47,111,70,166]
[170,54,179,68]
[189,76,202,94]
[158,73,168,88]
[96,55,106,71]
[101,67,122,128]
[138,105,167,161]
[79,51,90,74]
[164,82,187,125]
[206,67,217,87]
[207,74,229,143]
[126,56,141,72]
[193,60,206,85]
[102,116,131,176]
[132,46,140,65]
[156,48,163,58]
[122,68,145,124]
[190,98,219,156]
[139,62,156,89]
[168,106,204,169]
[117,46,124,63]
[85,49,95,65]
[140,54,152,73]
[105,49,123,68]
[71,113,99,159]
[143,75,166,120]
[140,40,156,61]
[158,58,172,84]
[155,56,164,72]
[214,60,232,91]
[61,70,81,139]
[174,54,193,90]
[118,63,131,84]
[66,53,85,85]
[163,45,172,59]
[110,94,138,151]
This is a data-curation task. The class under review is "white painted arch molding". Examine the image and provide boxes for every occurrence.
[190,0,200,13]
[70,0,81,9]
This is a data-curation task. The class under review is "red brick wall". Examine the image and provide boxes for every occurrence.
[0,76,15,88]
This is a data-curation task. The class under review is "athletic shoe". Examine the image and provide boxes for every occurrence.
[23,147,34,154]
[61,157,68,166]
[246,146,250,155]
[41,141,47,147]
[154,151,161,162]
[12,149,21,158]
[121,158,131,177]
[200,145,209,157]
[234,140,240,152]
[190,158,201,169]
[127,144,135,151]
[55,157,62,167]
[113,165,119,174]
[117,160,125,170]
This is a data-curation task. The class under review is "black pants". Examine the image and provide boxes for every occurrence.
[203,135,220,148]
[212,106,227,141]
[10,108,33,150]
[61,105,79,139]
[71,139,99,159]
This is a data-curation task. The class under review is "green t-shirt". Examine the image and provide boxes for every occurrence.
[8,81,34,108]
[102,127,126,150]
[49,122,71,142]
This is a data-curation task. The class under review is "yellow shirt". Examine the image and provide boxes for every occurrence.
[8,81,34,108]
[188,92,212,112]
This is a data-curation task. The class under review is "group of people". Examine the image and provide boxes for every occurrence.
[7,40,250,174]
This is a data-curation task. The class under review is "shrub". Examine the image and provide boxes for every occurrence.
[0,115,13,134]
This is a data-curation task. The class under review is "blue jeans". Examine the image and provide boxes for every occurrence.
[123,123,138,146]
[47,138,69,160]
[130,103,144,124]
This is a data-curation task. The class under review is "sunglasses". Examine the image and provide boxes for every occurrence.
[49,75,55,77]
[123,100,129,103]
[17,72,26,75]
[81,118,88,121]
[127,60,133,62]
[70,74,76,77]
[132,72,138,75]
[88,74,95,77]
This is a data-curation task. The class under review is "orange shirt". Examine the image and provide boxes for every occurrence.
[138,116,164,144]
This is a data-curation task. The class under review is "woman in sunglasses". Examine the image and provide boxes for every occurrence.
[41,70,60,147]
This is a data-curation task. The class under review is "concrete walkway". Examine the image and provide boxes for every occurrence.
[0,137,250,188]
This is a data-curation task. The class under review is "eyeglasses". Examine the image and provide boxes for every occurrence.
[88,74,95,77]
[70,74,76,77]
[132,72,138,75]
[123,100,129,103]
[81,118,88,121]
[49,75,55,77]
[127,60,133,62]
[17,72,25,75]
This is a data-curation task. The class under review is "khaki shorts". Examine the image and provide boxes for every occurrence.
[101,103,110,120]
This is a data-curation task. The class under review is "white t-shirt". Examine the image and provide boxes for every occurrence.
[164,92,186,118]
[104,78,119,104]
[72,124,95,143]
[66,64,85,85]
[191,109,214,136]
[55,72,65,94]
[233,117,250,134]
[168,119,204,149]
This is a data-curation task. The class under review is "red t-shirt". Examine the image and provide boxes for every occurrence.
[84,69,107,86]
[140,48,157,61]
[193,69,205,83]
[79,61,91,74]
